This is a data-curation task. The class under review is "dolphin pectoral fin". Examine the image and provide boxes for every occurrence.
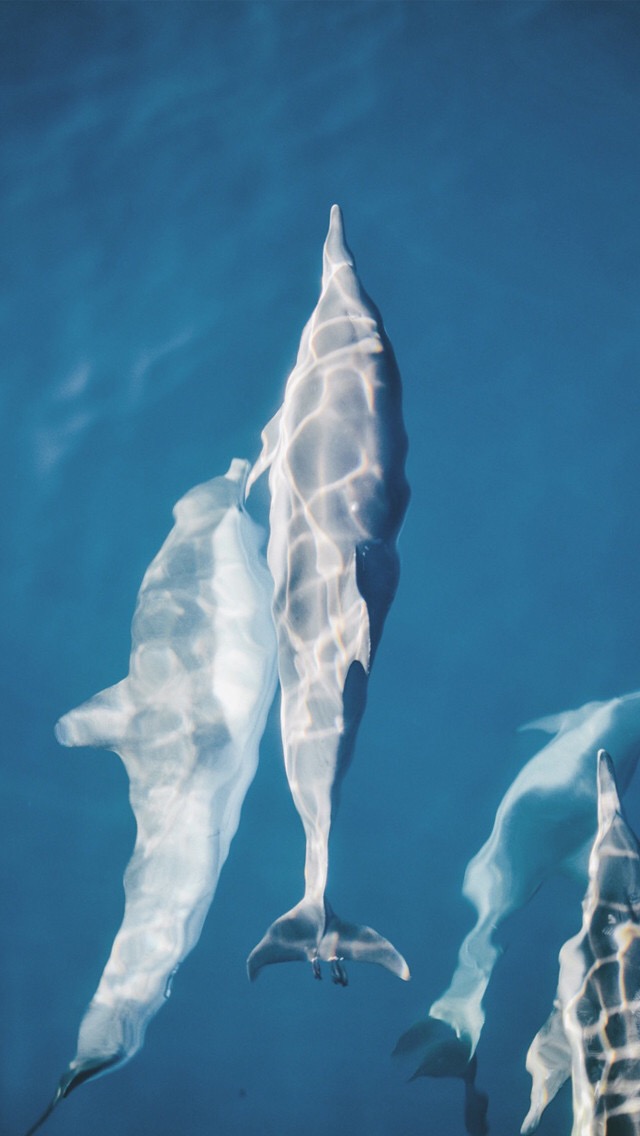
[246,900,325,980]
[54,680,131,750]
[355,539,401,664]
[319,906,410,981]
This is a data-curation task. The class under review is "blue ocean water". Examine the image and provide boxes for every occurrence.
[2,2,640,1133]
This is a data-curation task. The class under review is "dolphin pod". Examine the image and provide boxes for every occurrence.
[25,207,410,1133]
[25,207,640,1136]
[246,204,410,985]
[440,694,640,1046]
[394,691,640,1116]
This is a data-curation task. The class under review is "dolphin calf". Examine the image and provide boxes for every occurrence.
[395,692,640,1099]
[522,750,640,1135]
[246,205,410,984]
[25,460,277,1134]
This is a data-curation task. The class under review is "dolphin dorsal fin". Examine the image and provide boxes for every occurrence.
[245,406,283,499]
[518,699,607,738]
[54,680,132,751]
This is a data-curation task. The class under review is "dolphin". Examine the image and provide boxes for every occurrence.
[246,205,410,984]
[25,459,277,1134]
[522,750,640,1135]
[395,692,640,1107]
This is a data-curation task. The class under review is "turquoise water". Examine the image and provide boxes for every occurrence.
[2,2,640,1133]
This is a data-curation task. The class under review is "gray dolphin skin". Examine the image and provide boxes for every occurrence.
[246,205,410,984]
[25,460,277,1135]
[428,693,640,1052]
[522,750,640,1135]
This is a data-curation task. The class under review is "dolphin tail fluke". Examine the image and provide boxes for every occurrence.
[247,898,409,983]
[247,898,325,980]
[319,904,410,982]
[55,680,131,750]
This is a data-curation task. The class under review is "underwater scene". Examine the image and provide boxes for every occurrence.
[3,2,640,1134]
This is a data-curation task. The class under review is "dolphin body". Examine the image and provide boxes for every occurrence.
[522,750,640,1135]
[395,692,640,1112]
[246,205,410,984]
[26,460,277,1135]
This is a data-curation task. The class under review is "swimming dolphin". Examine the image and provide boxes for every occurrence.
[395,692,640,1104]
[246,205,410,984]
[522,750,640,1135]
[25,460,277,1134]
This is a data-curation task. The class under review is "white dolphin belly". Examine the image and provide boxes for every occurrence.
[247,206,410,984]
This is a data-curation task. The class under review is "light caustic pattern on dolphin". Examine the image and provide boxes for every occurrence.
[25,460,277,1135]
[246,205,410,984]
[522,750,640,1136]
[394,692,640,1111]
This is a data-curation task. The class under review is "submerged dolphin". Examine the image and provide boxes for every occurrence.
[246,205,410,984]
[26,460,277,1135]
[522,750,640,1135]
[395,692,640,1103]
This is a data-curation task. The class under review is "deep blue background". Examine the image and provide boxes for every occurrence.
[2,3,640,1134]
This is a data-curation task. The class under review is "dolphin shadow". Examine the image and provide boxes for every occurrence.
[393,1016,489,1136]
